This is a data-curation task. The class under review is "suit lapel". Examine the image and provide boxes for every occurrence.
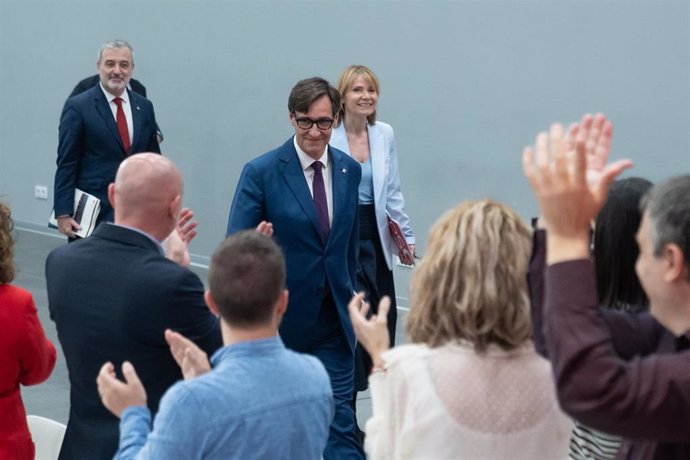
[368,124,386,206]
[330,147,352,242]
[278,140,324,242]
[92,86,126,155]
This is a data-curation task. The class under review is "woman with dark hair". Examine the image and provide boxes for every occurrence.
[350,200,571,459]
[594,177,652,311]
[568,177,652,459]
[0,201,57,459]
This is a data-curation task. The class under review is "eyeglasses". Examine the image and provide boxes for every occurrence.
[294,116,334,130]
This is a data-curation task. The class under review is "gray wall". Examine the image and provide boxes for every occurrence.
[1,0,688,305]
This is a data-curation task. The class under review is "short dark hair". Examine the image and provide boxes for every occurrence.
[288,77,340,117]
[595,177,653,310]
[641,174,690,280]
[208,231,286,327]
[0,201,15,285]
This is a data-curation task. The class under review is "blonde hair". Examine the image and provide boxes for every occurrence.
[0,201,15,284]
[335,65,381,125]
[407,200,532,352]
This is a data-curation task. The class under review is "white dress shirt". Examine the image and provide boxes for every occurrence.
[293,136,333,225]
[100,83,133,142]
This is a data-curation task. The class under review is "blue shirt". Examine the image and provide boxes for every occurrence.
[114,336,334,459]
[358,157,374,204]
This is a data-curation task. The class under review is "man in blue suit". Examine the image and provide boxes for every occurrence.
[227,77,364,459]
[54,39,160,238]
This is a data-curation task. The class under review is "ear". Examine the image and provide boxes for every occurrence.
[204,290,220,316]
[275,289,289,317]
[664,244,687,283]
[169,195,182,221]
[288,112,295,126]
[107,183,116,208]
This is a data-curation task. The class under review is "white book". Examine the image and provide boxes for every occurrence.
[49,189,101,238]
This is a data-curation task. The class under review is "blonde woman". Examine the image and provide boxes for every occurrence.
[330,66,415,435]
[349,200,571,459]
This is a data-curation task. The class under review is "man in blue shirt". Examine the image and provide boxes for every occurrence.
[96,231,334,459]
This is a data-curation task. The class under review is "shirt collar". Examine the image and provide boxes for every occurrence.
[108,223,164,255]
[293,136,329,172]
[210,335,285,366]
[100,83,130,104]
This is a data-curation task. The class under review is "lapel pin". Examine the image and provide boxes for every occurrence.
[342,168,347,174]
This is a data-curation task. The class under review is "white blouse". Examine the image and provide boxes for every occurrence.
[365,342,572,460]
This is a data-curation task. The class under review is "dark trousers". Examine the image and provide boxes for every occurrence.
[308,292,365,460]
[354,205,398,390]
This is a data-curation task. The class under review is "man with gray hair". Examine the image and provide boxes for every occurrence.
[523,114,690,458]
[54,39,160,239]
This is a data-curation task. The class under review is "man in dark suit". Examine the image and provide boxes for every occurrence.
[47,153,222,460]
[226,77,364,459]
[54,39,160,238]
[68,74,164,143]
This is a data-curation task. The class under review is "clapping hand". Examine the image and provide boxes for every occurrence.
[165,329,211,380]
[96,361,147,418]
[522,114,632,263]
[348,292,391,371]
[255,220,274,237]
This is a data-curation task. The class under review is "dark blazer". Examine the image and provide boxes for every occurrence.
[46,224,222,460]
[69,75,148,99]
[54,84,160,224]
[226,138,361,352]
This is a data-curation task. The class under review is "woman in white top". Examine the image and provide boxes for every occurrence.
[349,200,572,460]
[330,65,415,438]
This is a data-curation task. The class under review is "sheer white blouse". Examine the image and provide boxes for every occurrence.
[365,342,572,460]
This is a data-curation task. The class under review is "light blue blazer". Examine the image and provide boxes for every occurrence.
[330,121,415,270]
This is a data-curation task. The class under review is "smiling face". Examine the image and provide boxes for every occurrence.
[290,94,334,160]
[342,74,378,120]
[97,47,133,97]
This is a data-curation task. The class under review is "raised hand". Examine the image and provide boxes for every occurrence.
[165,329,211,380]
[255,220,274,237]
[522,120,632,263]
[165,229,191,267]
[96,361,147,418]
[348,292,391,370]
[177,207,198,245]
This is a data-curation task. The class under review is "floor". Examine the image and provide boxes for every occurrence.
[14,227,408,429]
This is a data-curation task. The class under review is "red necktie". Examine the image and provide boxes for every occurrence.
[113,97,131,155]
[311,161,330,242]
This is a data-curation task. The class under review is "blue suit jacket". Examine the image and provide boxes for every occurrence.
[54,84,160,223]
[46,224,222,460]
[226,138,361,351]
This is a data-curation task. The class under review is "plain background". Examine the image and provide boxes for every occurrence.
[1,0,689,304]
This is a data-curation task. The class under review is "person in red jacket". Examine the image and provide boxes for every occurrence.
[0,201,57,460]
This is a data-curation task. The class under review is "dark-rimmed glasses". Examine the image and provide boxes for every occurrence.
[294,117,334,130]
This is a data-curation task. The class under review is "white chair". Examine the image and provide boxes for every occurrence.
[26,415,66,460]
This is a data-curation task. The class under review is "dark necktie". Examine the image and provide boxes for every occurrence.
[311,161,330,242]
[113,97,131,154]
